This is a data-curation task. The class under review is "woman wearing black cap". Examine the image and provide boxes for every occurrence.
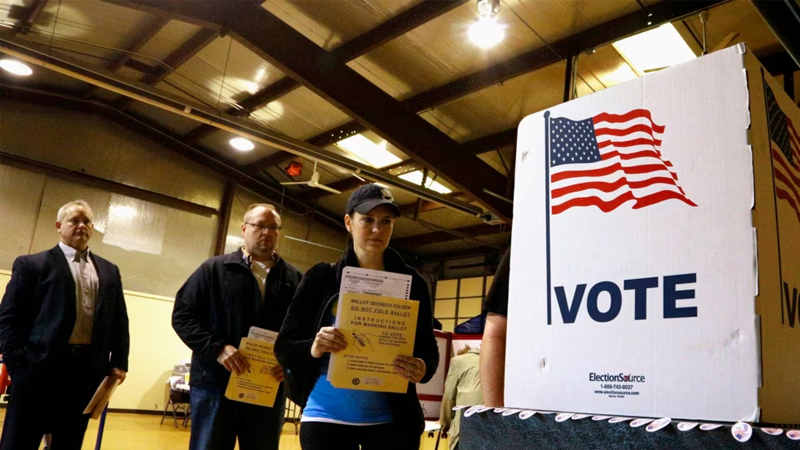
[275,184,439,450]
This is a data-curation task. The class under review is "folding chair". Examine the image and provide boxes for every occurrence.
[160,388,190,428]
[284,398,302,434]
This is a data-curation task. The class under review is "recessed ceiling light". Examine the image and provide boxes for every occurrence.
[230,137,254,151]
[468,17,505,49]
[398,170,452,194]
[336,134,402,168]
[612,23,696,75]
[0,59,33,76]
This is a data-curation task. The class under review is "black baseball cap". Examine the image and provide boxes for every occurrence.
[346,184,401,217]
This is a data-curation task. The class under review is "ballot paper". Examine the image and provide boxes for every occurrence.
[83,377,120,419]
[224,337,281,408]
[248,326,278,343]
[328,293,419,393]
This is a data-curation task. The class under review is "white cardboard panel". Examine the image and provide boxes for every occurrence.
[506,46,756,421]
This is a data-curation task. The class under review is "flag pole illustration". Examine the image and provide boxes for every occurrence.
[544,108,697,324]
[761,68,800,325]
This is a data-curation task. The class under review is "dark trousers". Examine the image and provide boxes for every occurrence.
[188,383,285,450]
[299,421,421,450]
[0,349,101,450]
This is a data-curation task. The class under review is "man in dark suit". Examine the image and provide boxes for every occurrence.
[0,200,130,450]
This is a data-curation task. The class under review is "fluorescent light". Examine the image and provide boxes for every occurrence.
[0,59,33,76]
[336,134,401,168]
[398,170,452,194]
[468,17,505,49]
[230,137,254,151]
[612,23,696,75]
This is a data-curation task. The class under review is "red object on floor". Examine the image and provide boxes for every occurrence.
[0,363,11,394]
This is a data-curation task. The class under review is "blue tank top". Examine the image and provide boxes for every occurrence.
[301,302,393,424]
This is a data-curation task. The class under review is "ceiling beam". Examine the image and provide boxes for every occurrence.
[751,0,800,70]
[115,1,512,221]
[186,0,468,165]
[116,27,218,110]
[404,0,731,112]
[761,51,800,76]
[463,128,517,155]
[0,81,347,230]
[328,0,469,62]
[83,17,170,99]
[16,0,48,34]
[392,223,509,249]
[243,150,296,175]
[398,197,463,216]
[302,0,731,150]
[122,58,159,76]
[306,121,367,149]
[109,17,171,72]
[182,72,302,145]
[111,112,346,230]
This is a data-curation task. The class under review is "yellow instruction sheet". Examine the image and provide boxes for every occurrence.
[224,337,280,407]
[328,292,419,393]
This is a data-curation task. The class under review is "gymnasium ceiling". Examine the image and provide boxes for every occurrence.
[0,0,798,263]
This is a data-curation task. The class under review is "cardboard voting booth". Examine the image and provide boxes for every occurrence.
[506,44,800,424]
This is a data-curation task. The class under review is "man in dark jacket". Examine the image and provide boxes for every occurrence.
[173,204,302,450]
[0,200,129,450]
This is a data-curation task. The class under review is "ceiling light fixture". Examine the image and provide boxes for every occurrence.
[612,23,696,75]
[398,170,453,194]
[0,59,33,76]
[469,0,505,49]
[336,134,402,168]
[230,137,255,151]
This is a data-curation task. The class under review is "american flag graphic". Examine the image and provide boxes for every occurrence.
[548,110,697,215]
[764,81,800,224]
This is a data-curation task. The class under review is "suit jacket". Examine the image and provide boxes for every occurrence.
[0,245,130,378]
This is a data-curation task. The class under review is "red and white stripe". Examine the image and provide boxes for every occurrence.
[551,109,696,215]
[773,117,800,223]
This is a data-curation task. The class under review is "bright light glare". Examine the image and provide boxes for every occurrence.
[230,137,255,151]
[109,204,137,220]
[612,24,696,74]
[0,59,33,76]
[468,17,505,49]
[336,134,402,168]
[398,170,452,194]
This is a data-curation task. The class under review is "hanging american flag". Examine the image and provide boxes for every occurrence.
[548,110,697,215]
[764,81,800,224]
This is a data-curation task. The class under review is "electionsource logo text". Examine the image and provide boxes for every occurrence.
[589,372,646,383]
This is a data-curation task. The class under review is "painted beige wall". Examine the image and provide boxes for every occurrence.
[1,270,188,411]
[0,100,348,411]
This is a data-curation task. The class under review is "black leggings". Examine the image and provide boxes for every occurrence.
[299,421,420,450]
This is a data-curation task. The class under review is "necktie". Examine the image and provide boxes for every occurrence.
[75,252,92,311]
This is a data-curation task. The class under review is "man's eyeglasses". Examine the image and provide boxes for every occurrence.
[245,223,281,233]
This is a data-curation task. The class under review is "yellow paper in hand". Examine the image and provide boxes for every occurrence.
[329,292,419,393]
[224,337,280,407]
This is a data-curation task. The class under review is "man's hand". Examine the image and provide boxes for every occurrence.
[392,355,426,383]
[270,365,285,383]
[109,367,127,386]
[310,326,347,358]
[217,345,250,375]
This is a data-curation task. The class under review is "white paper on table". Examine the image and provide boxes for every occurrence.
[248,326,278,344]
